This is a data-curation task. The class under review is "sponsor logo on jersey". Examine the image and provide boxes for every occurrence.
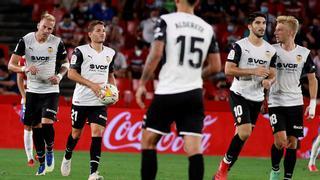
[89,64,109,72]
[276,62,298,72]
[247,58,268,65]
[31,56,49,62]
[48,46,53,53]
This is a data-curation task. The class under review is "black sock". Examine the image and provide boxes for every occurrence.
[32,128,45,164]
[225,134,245,169]
[65,133,79,160]
[42,124,54,152]
[284,148,297,179]
[90,137,102,174]
[141,149,157,180]
[188,154,204,180]
[271,144,283,171]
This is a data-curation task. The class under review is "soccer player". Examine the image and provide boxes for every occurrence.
[268,16,318,180]
[8,13,68,175]
[17,56,34,167]
[135,0,221,179]
[213,12,277,180]
[308,134,320,172]
[60,20,117,180]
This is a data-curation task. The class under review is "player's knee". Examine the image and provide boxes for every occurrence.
[274,138,287,149]
[71,130,82,139]
[184,144,201,156]
[238,130,252,141]
[141,131,160,149]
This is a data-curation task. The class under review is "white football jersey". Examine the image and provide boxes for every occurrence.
[228,38,277,102]
[268,44,316,107]
[154,12,219,94]
[70,44,115,106]
[13,32,67,93]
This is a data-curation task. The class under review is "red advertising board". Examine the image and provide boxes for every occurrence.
[0,104,319,158]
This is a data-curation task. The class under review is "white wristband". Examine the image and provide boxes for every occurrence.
[57,73,63,80]
[21,66,26,72]
[310,99,317,108]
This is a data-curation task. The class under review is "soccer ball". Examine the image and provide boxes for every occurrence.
[99,84,119,105]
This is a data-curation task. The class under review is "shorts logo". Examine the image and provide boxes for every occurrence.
[293,125,303,129]
[46,108,57,114]
[99,114,107,121]
[237,117,241,123]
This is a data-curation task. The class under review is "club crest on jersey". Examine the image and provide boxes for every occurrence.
[296,55,302,63]
[48,47,53,53]
[106,56,111,63]
[265,51,271,59]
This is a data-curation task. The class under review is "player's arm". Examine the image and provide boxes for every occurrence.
[304,55,318,119]
[68,48,102,97]
[48,41,69,84]
[8,39,25,73]
[225,43,269,77]
[108,52,116,87]
[17,73,26,103]
[262,53,277,89]
[136,18,166,108]
[202,33,221,79]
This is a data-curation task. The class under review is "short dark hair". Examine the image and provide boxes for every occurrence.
[247,12,266,24]
[186,0,197,6]
[87,20,105,32]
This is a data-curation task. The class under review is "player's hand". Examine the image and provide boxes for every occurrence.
[305,99,317,120]
[262,79,272,89]
[48,75,62,85]
[136,85,147,109]
[25,65,39,75]
[89,82,103,98]
[254,66,269,78]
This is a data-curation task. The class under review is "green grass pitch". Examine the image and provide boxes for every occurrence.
[0,149,319,179]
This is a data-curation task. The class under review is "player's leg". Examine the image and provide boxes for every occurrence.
[178,88,205,180]
[20,103,34,166]
[41,93,59,172]
[141,129,162,180]
[283,105,303,180]
[308,134,320,171]
[268,107,286,180]
[61,105,87,176]
[183,135,204,180]
[87,106,108,180]
[25,92,45,175]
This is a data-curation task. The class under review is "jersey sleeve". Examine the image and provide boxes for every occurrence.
[302,54,316,74]
[270,53,277,68]
[226,43,242,65]
[153,18,167,41]
[109,52,116,73]
[70,48,84,73]
[13,38,26,56]
[56,40,67,61]
[208,33,220,53]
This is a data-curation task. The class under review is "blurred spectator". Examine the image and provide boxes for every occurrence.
[124,12,141,49]
[113,51,128,78]
[49,2,67,23]
[220,21,243,51]
[0,48,6,65]
[313,49,320,78]
[56,13,79,48]
[70,0,93,29]
[127,40,148,90]
[91,0,115,22]
[266,0,285,16]
[260,1,276,41]
[307,0,320,18]
[0,65,18,94]
[199,0,225,24]
[306,17,320,50]
[105,16,125,50]
[284,0,306,22]
[225,3,245,23]
[140,8,159,45]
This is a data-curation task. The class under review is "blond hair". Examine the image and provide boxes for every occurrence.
[276,16,299,35]
[40,12,56,22]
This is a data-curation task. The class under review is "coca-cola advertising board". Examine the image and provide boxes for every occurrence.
[0,104,319,158]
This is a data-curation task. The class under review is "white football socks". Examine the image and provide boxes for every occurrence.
[24,129,33,161]
[309,134,320,166]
